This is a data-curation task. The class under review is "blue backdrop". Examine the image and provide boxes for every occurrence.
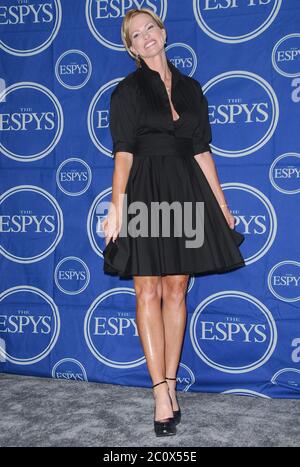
[0,0,300,399]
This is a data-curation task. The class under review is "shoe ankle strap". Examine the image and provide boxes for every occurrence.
[152,380,167,389]
[166,377,177,380]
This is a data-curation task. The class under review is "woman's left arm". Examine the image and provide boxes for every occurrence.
[194,151,235,229]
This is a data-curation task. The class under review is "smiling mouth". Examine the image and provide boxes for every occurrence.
[145,41,156,49]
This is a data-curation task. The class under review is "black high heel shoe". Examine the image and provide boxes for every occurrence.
[152,380,176,437]
[166,377,181,425]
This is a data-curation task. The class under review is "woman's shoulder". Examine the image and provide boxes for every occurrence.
[184,75,204,95]
[112,70,139,98]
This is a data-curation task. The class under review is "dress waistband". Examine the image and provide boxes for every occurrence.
[134,134,195,158]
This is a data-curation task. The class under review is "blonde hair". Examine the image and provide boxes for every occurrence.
[121,9,166,68]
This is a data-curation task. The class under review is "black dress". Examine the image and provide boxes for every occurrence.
[103,57,245,278]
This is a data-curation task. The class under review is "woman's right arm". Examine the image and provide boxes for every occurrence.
[104,152,133,245]
[102,81,137,245]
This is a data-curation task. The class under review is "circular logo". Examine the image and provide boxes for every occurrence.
[56,158,92,196]
[174,363,196,392]
[190,290,277,374]
[84,288,146,369]
[0,285,60,365]
[193,0,282,43]
[271,368,300,391]
[87,79,116,157]
[87,188,111,257]
[85,0,167,50]
[0,82,64,162]
[221,183,277,266]
[269,153,300,195]
[0,185,64,263]
[268,261,300,302]
[55,49,92,89]
[272,34,300,78]
[0,0,62,56]
[203,71,279,157]
[54,257,90,295]
[52,358,88,381]
[166,43,197,76]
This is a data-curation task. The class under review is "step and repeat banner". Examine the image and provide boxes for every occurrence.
[0,0,300,399]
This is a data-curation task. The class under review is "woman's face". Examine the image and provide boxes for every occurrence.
[128,13,166,60]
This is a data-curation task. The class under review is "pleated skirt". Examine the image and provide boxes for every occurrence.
[103,147,246,278]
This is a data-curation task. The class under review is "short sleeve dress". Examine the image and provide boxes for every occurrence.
[103,57,246,278]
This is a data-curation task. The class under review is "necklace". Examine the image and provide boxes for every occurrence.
[163,72,172,95]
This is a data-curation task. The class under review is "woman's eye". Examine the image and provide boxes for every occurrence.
[132,24,154,39]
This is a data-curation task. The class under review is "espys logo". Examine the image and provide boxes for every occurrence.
[54,257,90,295]
[52,358,88,381]
[55,50,92,89]
[203,71,279,157]
[87,79,115,157]
[193,0,282,43]
[0,82,64,162]
[165,44,197,76]
[0,185,64,264]
[175,363,196,391]
[0,285,60,365]
[268,261,300,302]
[56,158,92,196]
[0,0,62,56]
[84,288,145,369]
[87,188,111,257]
[271,368,300,391]
[85,0,167,49]
[272,34,300,78]
[269,153,300,195]
[190,290,277,373]
[221,183,277,265]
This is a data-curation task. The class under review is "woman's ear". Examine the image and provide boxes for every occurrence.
[130,45,136,56]
[163,28,167,43]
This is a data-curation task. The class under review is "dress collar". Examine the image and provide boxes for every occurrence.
[138,56,182,87]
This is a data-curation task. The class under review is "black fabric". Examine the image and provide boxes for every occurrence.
[103,57,245,278]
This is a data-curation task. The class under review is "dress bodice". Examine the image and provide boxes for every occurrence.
[109,58,212,159]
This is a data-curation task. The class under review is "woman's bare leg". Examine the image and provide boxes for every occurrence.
[161,274,189,410]
[133,275,173,421]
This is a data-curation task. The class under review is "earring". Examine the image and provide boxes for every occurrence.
[136,53,141,68]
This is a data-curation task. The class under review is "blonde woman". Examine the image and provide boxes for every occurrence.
[102,8,245,437]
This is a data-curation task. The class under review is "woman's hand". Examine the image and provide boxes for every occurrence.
[102,209,122,246]
[220,205,235,229]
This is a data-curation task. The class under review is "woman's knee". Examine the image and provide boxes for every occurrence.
[162,275,189,302]
[134,276,162,303]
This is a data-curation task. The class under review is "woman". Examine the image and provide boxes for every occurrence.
[102,8,246,437]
